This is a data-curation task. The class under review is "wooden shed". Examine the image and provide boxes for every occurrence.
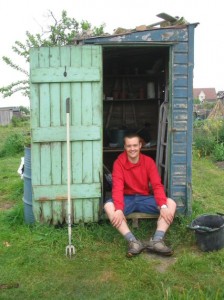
[30,21,198,224]
[0,106,21,125]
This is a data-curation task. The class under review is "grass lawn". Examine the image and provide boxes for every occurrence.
[1,126,224,300]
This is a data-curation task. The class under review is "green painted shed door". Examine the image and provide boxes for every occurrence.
[30,45,102,224]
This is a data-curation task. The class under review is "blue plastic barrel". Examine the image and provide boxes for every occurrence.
[23,147,35,224]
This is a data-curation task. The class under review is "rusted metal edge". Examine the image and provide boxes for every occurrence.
[38,196,67,202]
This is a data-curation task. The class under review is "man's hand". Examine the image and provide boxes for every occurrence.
[111,210,126,228]
[159,207,174,225]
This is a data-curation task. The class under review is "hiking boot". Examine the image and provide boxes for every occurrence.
[144,238,173,256]
[127,240,145,257]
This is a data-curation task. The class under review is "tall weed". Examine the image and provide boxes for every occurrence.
[193,119,224,158]
[5,202,24,225]
[212,142,224,161]
[217,121,224,143]
[0,132,26,157]
[11,116,30,127]
[193,132,215,157]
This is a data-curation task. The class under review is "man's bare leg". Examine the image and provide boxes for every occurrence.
[104,202,145,257]
[104,202,130,235]
[156,198,177,232]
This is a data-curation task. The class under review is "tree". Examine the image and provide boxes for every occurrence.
[0,10,105,99]
[19,106,30,115]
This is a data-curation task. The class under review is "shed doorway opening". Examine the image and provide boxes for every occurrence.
[102,46,170,199]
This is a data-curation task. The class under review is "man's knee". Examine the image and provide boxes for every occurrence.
[104,201,115,214]
[167,198,177,212]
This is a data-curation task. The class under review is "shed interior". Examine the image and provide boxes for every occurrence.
[102,46,169,194]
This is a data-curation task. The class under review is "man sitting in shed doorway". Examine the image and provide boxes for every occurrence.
[104,133,176,257]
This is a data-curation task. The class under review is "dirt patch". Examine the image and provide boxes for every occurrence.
[0,202,14,211]
[143,252,177,273]
[216,161,224,169]
[99,270,116,283]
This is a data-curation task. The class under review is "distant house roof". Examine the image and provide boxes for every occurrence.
[0,106,19,111]
[193,88,217,102]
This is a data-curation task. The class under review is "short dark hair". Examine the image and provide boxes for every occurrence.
[123,133,141,144]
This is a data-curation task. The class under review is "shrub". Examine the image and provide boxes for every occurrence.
[217,121,224,143]
[193,119,205,129]
[193,98,200,105]
[0,132,26,157]
[11,115,30,127]
[193,132,216,157]
[193,119,224,158]
[212,143,224,161]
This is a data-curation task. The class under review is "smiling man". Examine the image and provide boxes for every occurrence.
[104,133,176,257]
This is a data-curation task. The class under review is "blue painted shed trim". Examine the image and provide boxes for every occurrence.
[167,45,173,203]
[81,25,198,44]
[186,24,195,215]
[169,24,197,214]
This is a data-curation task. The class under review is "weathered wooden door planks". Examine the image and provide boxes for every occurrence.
[30,45,102,224]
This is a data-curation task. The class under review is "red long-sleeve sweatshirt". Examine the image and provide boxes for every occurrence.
[112,152,167,211]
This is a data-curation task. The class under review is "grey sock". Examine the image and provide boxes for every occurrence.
[124,232,137,242]
[153,230,165,241]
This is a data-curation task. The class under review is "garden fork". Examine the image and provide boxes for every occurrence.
[65,98,76,258]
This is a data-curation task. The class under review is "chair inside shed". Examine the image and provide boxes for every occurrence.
[102,45,169,199]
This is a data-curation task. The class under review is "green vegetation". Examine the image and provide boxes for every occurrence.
[0,120,30,157]
[194,102,216,110]
[0,133,27,157]
[0,10,105,100]
[193,98,201,105]
[1,124,224,299]
[11,116,30,128]
[194,119,224,160]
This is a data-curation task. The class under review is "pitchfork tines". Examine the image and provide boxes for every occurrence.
[66,244,76,258]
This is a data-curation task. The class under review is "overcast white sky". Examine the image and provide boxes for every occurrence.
[0,0,223,107]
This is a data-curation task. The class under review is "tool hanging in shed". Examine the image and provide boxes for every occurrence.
[65,97,76,258]
[156,100,169,192]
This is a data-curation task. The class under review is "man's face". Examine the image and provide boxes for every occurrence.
[124,137,142,161]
